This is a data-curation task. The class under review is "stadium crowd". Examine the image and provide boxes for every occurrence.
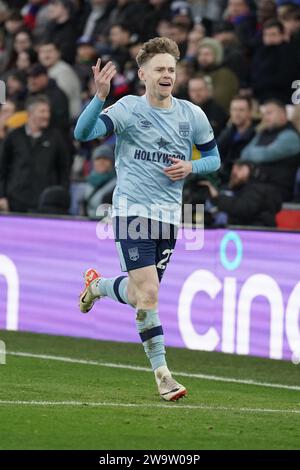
[0,0,300,227]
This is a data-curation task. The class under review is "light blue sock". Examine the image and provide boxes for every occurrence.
[92,276,131,305]
[136,308,166,370]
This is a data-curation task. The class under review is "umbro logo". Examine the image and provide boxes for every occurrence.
[139,119,152,129]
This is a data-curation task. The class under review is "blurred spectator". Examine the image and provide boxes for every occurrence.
[3,10,24,39]
[124,36,143,81]
[280,3,300,39]
[6,70,27,106]
[28,1,52,41]
[212,21,249,87]
[201,161,282,227]
[143,0,172,39]
[107,0,151,38]
[172,61,192,99]
[189,0,226,26]
[45,0,77,64]
[72,0,92,37]
[218,95,255,183]
[0,94,70,213]
[0,0,8,20]
[3,28,33,73]
[257,0,277,28]
[251,19,298,104]
[81,0,115,43]
[185,23,206,60]
[22,0,49,31]
[280,4,300,70]
[156,18,172,38]
[38,184,71,214]
[170,1,193,29]
[108,23,131,73]
[13,28,33,54]
[169,22,189,57]
[197,37,239,111]
[225,0,257,49]
[241,99,300,201]
[1,10,25,74]
[82,143,116,217]
[27,63,70,133]
[276,0,300,14]
[38,40,81,119]
[188,75,228,137]
[16,47,38,72]
[74,36,97,92]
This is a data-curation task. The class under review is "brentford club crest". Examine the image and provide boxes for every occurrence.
[179,122,190,137]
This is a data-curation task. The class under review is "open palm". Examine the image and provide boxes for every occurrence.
[92,58,117,101]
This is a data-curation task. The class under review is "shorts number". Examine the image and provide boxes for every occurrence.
[157,249,174,271]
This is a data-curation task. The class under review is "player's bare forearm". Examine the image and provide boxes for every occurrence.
[164,157,192,181]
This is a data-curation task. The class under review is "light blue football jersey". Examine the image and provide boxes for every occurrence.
[101,94,214,225]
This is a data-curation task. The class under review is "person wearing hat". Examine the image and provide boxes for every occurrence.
[197,37,239,112]
[82,143,116,217]
[170,0,193,28]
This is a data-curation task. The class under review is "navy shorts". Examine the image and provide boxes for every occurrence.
[113,216,177,282]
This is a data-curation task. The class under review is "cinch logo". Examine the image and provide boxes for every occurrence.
[178,232,300,361]
[0,255,19,330]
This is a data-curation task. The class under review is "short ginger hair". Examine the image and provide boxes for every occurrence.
[136,37,180,67]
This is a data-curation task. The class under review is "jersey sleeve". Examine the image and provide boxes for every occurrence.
[100,96,133,135]
[191,104,215,147]
[189,103,221,174]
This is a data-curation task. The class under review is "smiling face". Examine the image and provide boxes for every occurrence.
[138,53,176,106]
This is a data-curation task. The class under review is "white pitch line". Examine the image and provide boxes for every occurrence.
[7,350,300,392]
[0,400,299,415]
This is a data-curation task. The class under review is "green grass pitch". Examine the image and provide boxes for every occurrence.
[0,330,299,450]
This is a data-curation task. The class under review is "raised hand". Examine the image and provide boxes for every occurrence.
[92,58,117,101]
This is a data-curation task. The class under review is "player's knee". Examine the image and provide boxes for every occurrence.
[137,283,159,307]
[127,281,137,307]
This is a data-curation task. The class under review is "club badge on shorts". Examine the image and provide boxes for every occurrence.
[128,247,139,261]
